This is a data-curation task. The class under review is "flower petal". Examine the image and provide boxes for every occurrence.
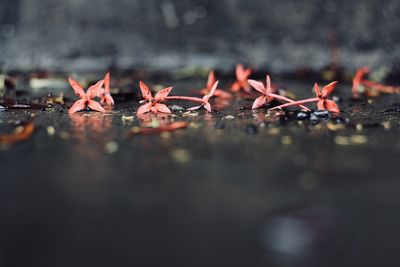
[104,93,114,106]
[204,81,219,100]
[322,81,338,98]
[252,95,267,109]
[236,64,245,80]
[87,79,105,99]
[314,83,322,98]
[104,72,110,94]
[248,79,266,94]
[204,102,212,112]
[207,71,216,89]
[137,102,152,115]
[231,82,241,92]
[317,100,325,111]
[325,100,340,113]
[68,99,86,114]
[266,75,272,93]
[68,77,85,98]
[88,100,106,113]
[139,81,153,101]
[155,103,171,114]
[155,87,173,102]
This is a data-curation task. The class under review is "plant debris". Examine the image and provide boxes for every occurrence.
[0,121,35,145]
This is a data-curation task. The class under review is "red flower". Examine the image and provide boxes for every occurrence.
[99,72,115,106]
[352,67,370,98]
[187,81,219,112]
[137,81,173,115]
[68,77,105,114]
[248,75,310,111]
[200,71,232,99]
[269,81,340,113]
[231,64,252,93]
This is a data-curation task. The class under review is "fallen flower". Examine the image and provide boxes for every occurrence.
[0,121,35,145]
[352,67,400,97]
[352,67,370,98]
[269,81,340,113]
[99,72,115,106]
[188,81,219,112]
[248,75,310,111]
[200,71,232,99]
[166,81,219,112]
[137,81,173,115]
[129,121,188,136]
[68,77,106,114]
[231,64,252,93]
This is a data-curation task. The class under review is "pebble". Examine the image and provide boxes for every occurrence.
[309,114,319,123]
[0,105,4,111]
[296,111,309,120]
[313,110,330,118]
[224,115,235,120]
[246,124,258,134]
[170,105,185,112]
[47,126,55,136]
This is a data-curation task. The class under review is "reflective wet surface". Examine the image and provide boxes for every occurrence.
[1,78,400,266]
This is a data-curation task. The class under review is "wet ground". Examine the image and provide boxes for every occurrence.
[1,75,400,267]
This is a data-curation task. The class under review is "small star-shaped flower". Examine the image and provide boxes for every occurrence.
[231,64,252,93]
[68,77,106,114]
[248,75,310,111]
[188,81,219,112]
[137,81,173,115]
[269,81,340,113]
[200,71,232,99]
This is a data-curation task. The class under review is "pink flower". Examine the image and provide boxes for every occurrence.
[137,81,173,115]
[248,75,311,111]
[187,81,219,112]
[231,64,252,93]
[200,71,232,99]
[68,77,105,114]
[269,81,340,113]
[352,67,370,98]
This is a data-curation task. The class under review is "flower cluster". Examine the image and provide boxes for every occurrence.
[67,63,400,115]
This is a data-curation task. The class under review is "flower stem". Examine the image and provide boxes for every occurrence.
[166,96,205,104]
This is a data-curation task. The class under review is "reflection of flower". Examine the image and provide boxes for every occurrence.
[69,113,112,142]
[68,77,105,114]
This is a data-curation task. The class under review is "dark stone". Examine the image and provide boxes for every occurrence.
[313,110,330,118]
[309,113,319,123]
[296,111,309,120]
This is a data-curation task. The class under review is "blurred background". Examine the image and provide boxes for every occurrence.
[1,0,400,72]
